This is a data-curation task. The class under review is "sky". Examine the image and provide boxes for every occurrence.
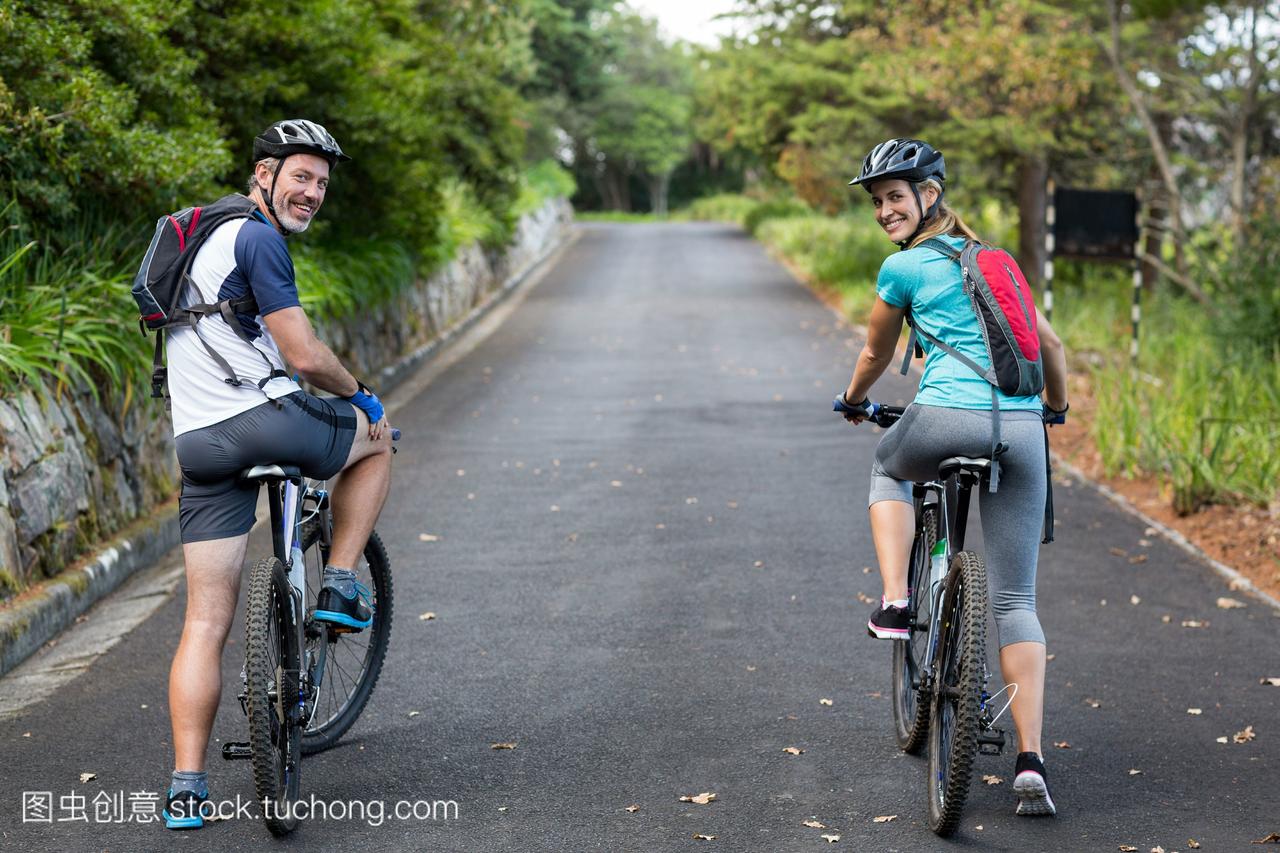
[626,0,739,45]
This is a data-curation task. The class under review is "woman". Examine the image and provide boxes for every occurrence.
[838,138,1069,817]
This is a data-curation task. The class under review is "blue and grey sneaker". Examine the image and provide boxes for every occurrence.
[1013,751,1057,816]
[313,577,374,631]
[162,788,209,830]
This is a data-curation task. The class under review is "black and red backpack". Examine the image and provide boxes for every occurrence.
[131,194,283,400]
[900,237,1056,541]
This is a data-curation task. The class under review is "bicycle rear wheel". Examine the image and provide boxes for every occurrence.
[892,505,937,754]
[299,523,394,754]
[245,556,302,835]
[926,549,987,837]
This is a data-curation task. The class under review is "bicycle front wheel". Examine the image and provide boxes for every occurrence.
[926,549,987,837]
[245,556,303,836]
[299,524,394,754]
[892,505,937,754]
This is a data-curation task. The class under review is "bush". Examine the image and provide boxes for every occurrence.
[683,194,760,226]
[741,198,812,235]
[754,213,891,320]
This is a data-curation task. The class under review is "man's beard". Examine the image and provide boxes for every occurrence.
[274,192,313,234]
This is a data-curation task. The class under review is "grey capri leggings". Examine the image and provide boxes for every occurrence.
[869,404,1047,648]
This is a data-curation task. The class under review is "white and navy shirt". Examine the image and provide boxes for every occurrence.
[167,213,302,435]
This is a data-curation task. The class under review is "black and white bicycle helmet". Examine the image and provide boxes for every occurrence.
[849,138,947,248]
[848,138,945,189]
[253,119,350,167]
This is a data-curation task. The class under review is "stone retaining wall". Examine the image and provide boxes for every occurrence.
[0,197,572,603]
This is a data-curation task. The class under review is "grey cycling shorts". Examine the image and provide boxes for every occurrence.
[176,392,357,544]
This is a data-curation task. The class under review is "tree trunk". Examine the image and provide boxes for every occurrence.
[1102,0,1208,303]
[649,170,672,216]
[1016,153,1048,287]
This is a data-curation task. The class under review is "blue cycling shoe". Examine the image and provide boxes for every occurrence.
[313,579,374,631]
[163,788,209,830]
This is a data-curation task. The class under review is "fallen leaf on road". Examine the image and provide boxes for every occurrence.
[1187,708,1203,715]
[856,592,875,604]
[1085,698,1102,708]
[820,698,834,707]
[727,501,739,509]
[1217,597,1247,609]
[1234,725,1256,743]
[1130,595,1141,605]
[456,469,465,477]
[491,742,517,750]
[868,692,882,699]
[1054,741,1071,749]
[686,496,698,504]
[803,820,826,828]
[680,792,717,805]
[418,612,436,621]
[418,533,440,542]
[1252,832,1280,843]
[497,806,508,812]
[408,711,420,718]
[982,775,1002,785]
[655,524,665,530]
[821,834,841,843]
[1128,554,1148,564]
[783,747,804,756]
[862,567,872,574]
[1109,547,1128,557]
[1152,846,1166,853]
[753,560,765,568]
[625,805,640,813]
[1182,619,1209,628]
[1189,840,1201,849]
[22,732,30,737]
[872,815,897,823]
[1128,769,1143,775]
[79,772,95,783]
[1138,539,1152,547]
[550,505,559,512]
[1046,653,1056,661]
[1119,846,1138,852]
[1262,678,1280,687]
[566,533,579,542]
[1162,615,1173,623]
[610,480,623,487]
[1216,736,1229,743]
[692,833,715,841]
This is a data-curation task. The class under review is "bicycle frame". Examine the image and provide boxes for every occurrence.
[912,468,1002,748]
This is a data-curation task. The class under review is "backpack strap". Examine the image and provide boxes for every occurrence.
[918,237,964,261]
[1041,421,1055,544]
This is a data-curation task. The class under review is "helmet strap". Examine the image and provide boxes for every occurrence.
[897,182,943,250]
[258,156,290,237]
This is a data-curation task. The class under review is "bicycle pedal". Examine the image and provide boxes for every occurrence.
[977,727,1006,756]
[221,741,252,761]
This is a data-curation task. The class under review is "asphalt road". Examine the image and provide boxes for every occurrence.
[1,222,1277,852]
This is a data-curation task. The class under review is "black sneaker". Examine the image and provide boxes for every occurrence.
[867,598,910,640]
[1013,751,1057,816]
[313,580,374,631]
[163,788,210,830]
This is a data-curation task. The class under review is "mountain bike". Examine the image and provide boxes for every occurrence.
[833,400,1012,836]
[221,430,398,836]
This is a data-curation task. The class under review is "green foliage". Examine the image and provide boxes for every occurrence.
[683,193,761,226]
[741,197,812,235]
[514,159,577,217]
[0,206,149,400]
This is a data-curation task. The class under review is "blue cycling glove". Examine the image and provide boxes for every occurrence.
[1042,402,1068,426]
[347,383,385,425]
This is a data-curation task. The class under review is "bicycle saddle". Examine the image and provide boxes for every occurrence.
[238,464,303,483]
[936,456,993,480]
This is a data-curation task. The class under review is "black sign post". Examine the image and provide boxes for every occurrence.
[1044,182,1143,362]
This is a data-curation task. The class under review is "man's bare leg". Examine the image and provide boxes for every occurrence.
[328,409,393,569]
[169,534,248,772]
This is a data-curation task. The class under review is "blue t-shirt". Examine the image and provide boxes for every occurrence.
[876,235,1041,412]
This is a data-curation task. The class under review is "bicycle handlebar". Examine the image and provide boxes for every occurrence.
[832,395,904,428]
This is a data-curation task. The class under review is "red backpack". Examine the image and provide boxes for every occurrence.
[899,238,1051,539]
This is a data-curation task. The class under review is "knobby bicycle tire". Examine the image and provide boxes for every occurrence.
[893,505,937,754]
[245,556,302,836]
[926,549,987,837]
[298,523,394,754]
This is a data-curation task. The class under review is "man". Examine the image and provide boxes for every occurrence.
[161,119,393,829]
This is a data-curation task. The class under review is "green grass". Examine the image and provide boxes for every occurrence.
[575,211,664,223]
